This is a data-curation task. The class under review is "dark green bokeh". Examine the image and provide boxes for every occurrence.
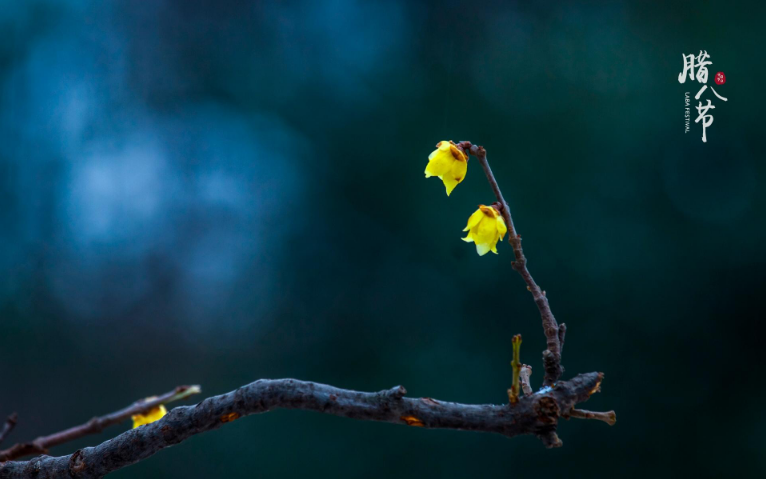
[1,1,764,477]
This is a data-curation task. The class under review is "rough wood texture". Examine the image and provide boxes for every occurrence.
[0,374,602,478]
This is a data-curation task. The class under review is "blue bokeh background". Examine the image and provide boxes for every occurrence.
[1,1,764,477]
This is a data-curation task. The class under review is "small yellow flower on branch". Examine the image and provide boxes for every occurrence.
[131,400,167,429]
[425,140,468,196]
[462,205,507,256]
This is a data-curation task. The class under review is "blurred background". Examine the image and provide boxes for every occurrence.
[1,0,764,477]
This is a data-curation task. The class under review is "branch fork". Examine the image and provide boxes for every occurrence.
[0,386,201,463]
[457,140,564,386]
[0,374,606,478]
[0,140,615,477]
[457,139,613,426]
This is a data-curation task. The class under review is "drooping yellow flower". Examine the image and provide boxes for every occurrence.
[131,401,167,429]
[425,140,468,196]
[462,205,507,256]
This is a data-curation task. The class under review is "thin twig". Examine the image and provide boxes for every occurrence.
[569,408,616,426]
[558,323,567,355]
[0,373,603,478]
[0,385,201,462]
[0,415,17,446]
[458,141,563,386]
[508,334,522,404]
[519,365,533,396]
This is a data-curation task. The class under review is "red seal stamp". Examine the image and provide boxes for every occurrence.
[714,72,726,85]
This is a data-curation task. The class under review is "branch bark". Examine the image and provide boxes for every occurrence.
[0,374,603,478]
[458,141,564,386]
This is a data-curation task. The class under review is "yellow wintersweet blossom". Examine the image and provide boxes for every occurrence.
[131,400,167,429]
[425,140,468,196]
[462,205,507,256]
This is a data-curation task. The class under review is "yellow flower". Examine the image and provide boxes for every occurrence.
[425,140,468,196]
[462,205,507,256]
[131,401,167,429]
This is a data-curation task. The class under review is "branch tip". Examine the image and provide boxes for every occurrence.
[558,324,567,354]
[519,365,533,396]
[588,374,604,396]
[569,408,616,426]
[170,385,202,402]
[508,334,522,404]
[0,413,19,445]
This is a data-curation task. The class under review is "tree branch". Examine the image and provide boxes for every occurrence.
[0,374,603,478]
[458,141,564,386]
[0,140,614,477]
[520,365,533,396]
[0,415,17,446]
[569,408,616,426]
[0,386,201,462]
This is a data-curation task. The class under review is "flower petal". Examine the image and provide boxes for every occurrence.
[442,174,459,196]
[476,242,491,256]
[474,217,497,245]
[496,215,507,240]
[463,209,485,231]
[450,158,467,185]
[132,404,167,429]
[490,235,499,254]
[425,148,453,178]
